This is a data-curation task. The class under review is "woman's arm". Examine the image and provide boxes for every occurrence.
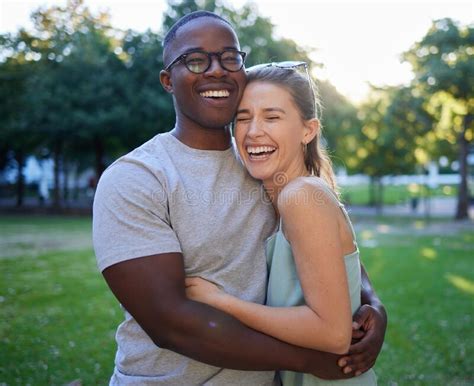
[187,179,353,354]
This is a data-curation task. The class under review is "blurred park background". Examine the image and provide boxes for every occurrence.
[0,0,473,384]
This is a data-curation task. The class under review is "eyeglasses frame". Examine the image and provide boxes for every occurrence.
[164,49,247,74]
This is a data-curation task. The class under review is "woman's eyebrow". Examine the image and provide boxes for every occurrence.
[263,107,286,114]
[236,107,286,115]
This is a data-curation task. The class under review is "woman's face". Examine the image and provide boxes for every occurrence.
[234,81,315,186]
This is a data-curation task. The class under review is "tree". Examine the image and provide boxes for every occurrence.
[0,0,138,207]
[317,80,360,172]
[28,0,130,193]
[403,18,473,219]
[121,29,175,148]
[0,33,43,206]
[161,0,312,66]
[351,85,433,210]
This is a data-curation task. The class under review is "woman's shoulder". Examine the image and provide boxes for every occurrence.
[277,176,340,215]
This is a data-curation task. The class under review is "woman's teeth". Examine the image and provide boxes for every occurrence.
[246,146,276,159]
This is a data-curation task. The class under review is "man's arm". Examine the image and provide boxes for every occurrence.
[103,252,353,380]
[338,264,387,375]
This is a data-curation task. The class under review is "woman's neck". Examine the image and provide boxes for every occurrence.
[263,164,311,209]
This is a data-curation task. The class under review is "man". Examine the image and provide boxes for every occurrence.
[93,11,386,385]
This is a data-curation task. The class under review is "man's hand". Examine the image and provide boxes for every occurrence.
[338,304,387,375]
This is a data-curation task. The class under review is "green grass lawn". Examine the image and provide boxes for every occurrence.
[353,216,473,385]
[1,215,473,385]
[0,216,120,385]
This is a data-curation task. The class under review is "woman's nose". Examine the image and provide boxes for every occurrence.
[246,119,264,138]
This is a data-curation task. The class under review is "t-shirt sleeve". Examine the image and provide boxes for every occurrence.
[92,160,182,272]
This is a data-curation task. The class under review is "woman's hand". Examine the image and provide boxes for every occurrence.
[185,276,226,307]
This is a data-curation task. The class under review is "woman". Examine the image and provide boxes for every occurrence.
[185,63,378,385]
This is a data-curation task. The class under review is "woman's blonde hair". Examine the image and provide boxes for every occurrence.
[246,66,338,192]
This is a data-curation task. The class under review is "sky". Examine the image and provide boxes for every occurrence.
[0,0,472,102]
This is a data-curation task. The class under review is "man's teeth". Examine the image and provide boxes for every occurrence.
[200,90,230,98]
[247,146,276,154]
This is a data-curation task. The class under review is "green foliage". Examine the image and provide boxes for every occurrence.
[403,18,473,219]
[404,18,473,102]
[0,35,42,155]
[317,81,360,170]
[0,0,175,180]
[403,17,473,160]
[121,29,174,148]
[161,0,312,66]
[348,86,429,178]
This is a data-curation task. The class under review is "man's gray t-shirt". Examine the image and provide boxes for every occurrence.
[93,132,276,385]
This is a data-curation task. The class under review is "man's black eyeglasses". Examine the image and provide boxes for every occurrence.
[164,49,247,74]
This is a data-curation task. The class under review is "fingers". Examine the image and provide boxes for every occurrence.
[339,326,377,374]
[351,329,365,340]
[352,304,372,327]
[341,304,384,377]
[338,352,374,375]
[349,327,375,354]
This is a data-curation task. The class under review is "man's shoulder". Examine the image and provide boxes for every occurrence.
[96,133,173,195]
[103,133,172,177]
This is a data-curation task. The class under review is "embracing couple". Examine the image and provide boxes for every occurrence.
[93,10,386,386]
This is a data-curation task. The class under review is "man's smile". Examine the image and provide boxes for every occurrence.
[199,90,230,98]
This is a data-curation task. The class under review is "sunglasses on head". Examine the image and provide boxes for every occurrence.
[246,61,316,116]
[245,61,308,72]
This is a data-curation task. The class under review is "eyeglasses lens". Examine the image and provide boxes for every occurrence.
[184,51,244,73]
[185,52,209,73]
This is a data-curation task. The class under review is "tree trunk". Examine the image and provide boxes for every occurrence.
[369,177,376,207]
[455,114,471,220]
[63,159,69,204]
[72,162,79,201]
[15,150,25,207]
[53,140,62,209]
[377,179,384,215]
[94,136,105,186]
[424,183,431,220]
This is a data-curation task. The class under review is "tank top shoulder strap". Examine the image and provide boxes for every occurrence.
[338,201,357,243]
[277,215,283,232]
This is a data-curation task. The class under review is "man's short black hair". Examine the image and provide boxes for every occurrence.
[163,10,232,51]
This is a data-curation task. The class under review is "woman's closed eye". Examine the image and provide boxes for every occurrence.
[265,115,281,121]
[236,115,251,122]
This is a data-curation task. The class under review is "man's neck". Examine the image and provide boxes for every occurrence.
[171,124,232,151]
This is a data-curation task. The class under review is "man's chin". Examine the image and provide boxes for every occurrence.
[202,119,234,130]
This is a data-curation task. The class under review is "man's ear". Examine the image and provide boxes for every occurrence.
[303,118,320,144]
[160,70,173,94]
